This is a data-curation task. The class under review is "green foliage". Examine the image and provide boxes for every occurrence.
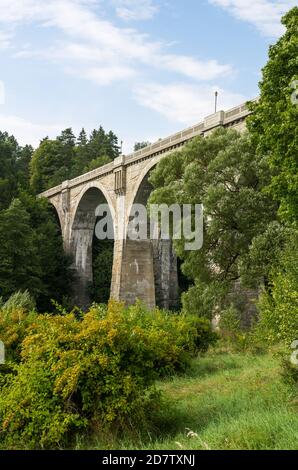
[0,302,214,449]
[0,196,72,311]
[30,138,68,194]
[0,292,37,363]
[281,357,298,390]
[247,7,298,223]
[256,232,298,345]
[90,239,114,304]
[219,306,241,338]
[217,305,259,352]
[0,199,43,299]
[2,290,36,314]
[18,193,73,312]
[239,221,287,288]
[0,131,33,211]
[149,128,277,316]
[181,280,229,319]
[0,123,122,311]
[78,352,298,450]
[30,127,120,193]
[134,141,151,151]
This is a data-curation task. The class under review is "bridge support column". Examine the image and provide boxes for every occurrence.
[69,224,94,309]
[153,239,179,310]
[111,239,156,310]
[110,237,179,310]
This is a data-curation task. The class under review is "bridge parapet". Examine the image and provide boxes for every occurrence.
[39,100,253,200]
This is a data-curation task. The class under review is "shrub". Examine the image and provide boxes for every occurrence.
[217,306,251,352]
[256,233,298,346]
[0,301,215,449]
[0,291,37,363]
[2,290,36,314]
[281,356,298,389]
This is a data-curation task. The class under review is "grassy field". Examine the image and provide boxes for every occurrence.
[80,351,298,450]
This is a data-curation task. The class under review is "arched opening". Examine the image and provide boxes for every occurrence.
[70,187,114,309]
[127,167,192,310]
[48,200,63,235]
[35,200,73,312]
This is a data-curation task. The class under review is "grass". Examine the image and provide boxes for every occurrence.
[78,350,298,450]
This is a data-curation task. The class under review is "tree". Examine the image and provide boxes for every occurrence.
[256,230,298,345]
[134,141,151,152]
[0,199,42,299]
[90,239,114,304]
[0,132,33,210]
[31,126,121,193]
[16,145,33,190]
[149,128,277,317]
[0,132,18,211]
[77,128,87,146]
[19,193,72,311]
[107,131,120,159]
[0,196,72,311]
[88,127,120,162]
[30,139,70,193]
[247,7,298,224]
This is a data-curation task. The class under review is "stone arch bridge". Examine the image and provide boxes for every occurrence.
[40,102,250,309]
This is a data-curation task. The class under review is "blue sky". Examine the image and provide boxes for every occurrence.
[0,0,296,153]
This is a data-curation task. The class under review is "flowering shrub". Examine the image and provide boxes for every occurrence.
[0,301,215,449]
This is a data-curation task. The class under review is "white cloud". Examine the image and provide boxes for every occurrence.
[113,0,158,21]
[78,64,138,85]
[0,31,13,49]
[134,82,246,124]
[209,0,296,37]
[0,0,233,84]
[0,114,62,147]
[160,55,232,81]
[0,0,241,134]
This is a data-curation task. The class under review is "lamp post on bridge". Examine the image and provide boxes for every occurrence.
[215,91,218,113]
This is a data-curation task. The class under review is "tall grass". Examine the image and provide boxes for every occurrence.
[78,351,298,450]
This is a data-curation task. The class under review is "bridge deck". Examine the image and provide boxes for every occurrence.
[40,100,253,199]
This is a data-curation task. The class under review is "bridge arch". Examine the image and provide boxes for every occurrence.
[123,156,179,310]
[126,155,163,225]
[70,183,115,309]
[47,198,64,234]
[70,181,116,232]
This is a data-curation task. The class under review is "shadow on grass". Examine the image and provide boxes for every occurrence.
[165,353,246,381]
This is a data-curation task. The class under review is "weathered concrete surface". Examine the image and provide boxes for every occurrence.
[118,240,156,310]
[39,101,252,309]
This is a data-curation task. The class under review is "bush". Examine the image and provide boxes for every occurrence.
[281,356,298,389]
[0,301,215,449]
[0,291,37,363]
[2,290,36,314]
[256,233,298,345]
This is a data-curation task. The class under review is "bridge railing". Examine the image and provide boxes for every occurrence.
[39,100,254,198]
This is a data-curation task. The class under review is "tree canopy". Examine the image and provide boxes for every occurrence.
[149,128,277,316]
[248,7,298,224]
[30,127,120,194]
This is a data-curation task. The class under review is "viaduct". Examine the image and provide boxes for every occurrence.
[39,102,251,309]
